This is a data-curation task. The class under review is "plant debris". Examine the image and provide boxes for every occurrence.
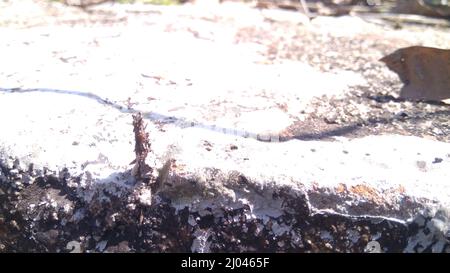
[380,46,450,103]
[131,112,153,182]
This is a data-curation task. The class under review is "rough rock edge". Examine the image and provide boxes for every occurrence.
[1,155,449,253]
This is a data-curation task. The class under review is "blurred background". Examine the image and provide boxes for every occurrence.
[52,0,450,18]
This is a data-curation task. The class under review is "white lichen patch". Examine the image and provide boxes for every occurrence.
[346,230,361,244]
[191,229,212,253]
[405,207,450,253]
[138,187,153,206]
[271,222,291,236]
[320,230,334,242]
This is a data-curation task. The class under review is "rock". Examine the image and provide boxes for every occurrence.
[0,0,449,253]
[405,207,450,253]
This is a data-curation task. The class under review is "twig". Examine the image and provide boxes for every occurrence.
[131,112,152,182]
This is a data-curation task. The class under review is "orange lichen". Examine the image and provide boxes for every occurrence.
[336,183,347,194]
[397,185,406,194]
[350,184,381,202]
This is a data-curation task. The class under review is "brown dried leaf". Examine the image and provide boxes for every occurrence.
[380,46,450,103]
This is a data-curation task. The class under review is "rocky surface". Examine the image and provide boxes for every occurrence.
[0,0,449,252]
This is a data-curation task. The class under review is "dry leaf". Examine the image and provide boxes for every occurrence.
[380,46,450,102]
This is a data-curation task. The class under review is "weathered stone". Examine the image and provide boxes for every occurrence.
[0,0,449,253]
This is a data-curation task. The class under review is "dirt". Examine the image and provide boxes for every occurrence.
[244,24,450,142]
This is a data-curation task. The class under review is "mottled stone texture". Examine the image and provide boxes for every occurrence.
[1,160,449,253]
